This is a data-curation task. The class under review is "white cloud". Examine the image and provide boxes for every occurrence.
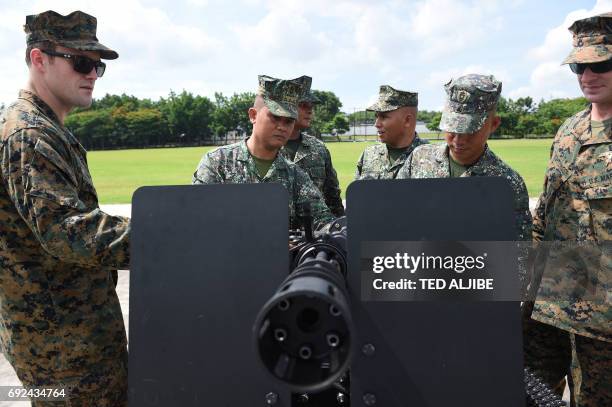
[409,0,506,59]
[0,0,609,112]
[509,0,612,101]
[231,11,332,62]
[187,0,208,6]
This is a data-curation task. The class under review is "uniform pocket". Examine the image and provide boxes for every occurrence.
[585,185,612,240]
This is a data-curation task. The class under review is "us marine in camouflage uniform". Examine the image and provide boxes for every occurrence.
[524,13,612,407]
[280,75,344,217]
[355,85,428,180]
[193,75,334,230]
[397,74,532,241]
[0,11,129,406]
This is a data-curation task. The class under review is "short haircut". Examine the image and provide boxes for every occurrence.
[25,41,55,66]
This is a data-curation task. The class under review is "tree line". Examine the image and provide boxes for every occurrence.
[0,92,590,150]
[58,89,355,150]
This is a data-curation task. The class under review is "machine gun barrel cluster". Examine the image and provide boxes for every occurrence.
[253,218,353,393]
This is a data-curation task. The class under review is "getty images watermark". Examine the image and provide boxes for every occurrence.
[361,241,611,302]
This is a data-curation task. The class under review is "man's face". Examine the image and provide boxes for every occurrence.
[578,65,612,105]
[374,108,409,147]
[250,106,296,151]
[296,101,314,129]
[43,46,101,110]
[445,113,501,165]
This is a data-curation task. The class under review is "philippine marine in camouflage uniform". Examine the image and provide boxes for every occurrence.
[524,13,612,407]
[192,75,334,230]
[0,11,129,407]
[397,74,532,241]
[280,75,344,217]
[355,85,428,180]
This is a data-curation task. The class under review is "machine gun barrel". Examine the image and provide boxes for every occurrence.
[253,218,354,393]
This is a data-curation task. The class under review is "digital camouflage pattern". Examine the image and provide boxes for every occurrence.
[0,90,130,405]
[531,107,611,343]
[563,12,612,64]
[280,133,344,217]
[257,75,301,119]
[366,85,418,112]
[355,134,428,180]
[396,143,532,241]
[24,10,118,59]
[439,74,502,134]
[524,316,612,407]
[192,140,334,230]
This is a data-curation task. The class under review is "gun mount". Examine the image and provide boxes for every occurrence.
[129,181,565,407]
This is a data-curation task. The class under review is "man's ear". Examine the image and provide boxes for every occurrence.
[404,112,413,128]
[29,48,46,72]
[248,107,258,124]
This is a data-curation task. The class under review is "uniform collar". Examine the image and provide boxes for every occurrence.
[293,133,312,162]
[584,105,612,145]
[239,138,289,179]
[18,89,61,126]
[17,89,84,149]
[467,145,497,175]
[437,144,497,176]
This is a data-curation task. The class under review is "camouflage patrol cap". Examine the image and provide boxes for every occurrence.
[24,10,118,60]
[257,75,301,119]
[439,74,501,134]
[563,12,612,64]
[367,85,418,112]
[291,75,321,104]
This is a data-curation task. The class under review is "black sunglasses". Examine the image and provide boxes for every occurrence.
[569,58,612,75]
[42,50,106,77]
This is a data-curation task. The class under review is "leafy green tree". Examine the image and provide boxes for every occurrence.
[310,90,342,137]
[323,113,350,135]
[159,90,214,144]
[65,108,114,149]
[426,112,442,133]
[113,108,167,147]
[534,97,588,135]
[417,110,440,124]
[210,92,255,139]
[347,110,375,125]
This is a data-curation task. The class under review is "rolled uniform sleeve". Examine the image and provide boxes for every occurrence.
[2,130,130,269]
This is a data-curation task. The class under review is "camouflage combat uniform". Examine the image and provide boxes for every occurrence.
[0,90,130,406]
[522,14,612,407]
[355,134,428,180]
[193,140,333,230]
[280,133,344,216]
[279,76,344,216]
[191,75,333,231]
[355,85,426,180]
[397,74,532,240]
[525,107,611,406]
[0,11,129,406]
[397,143,532,241]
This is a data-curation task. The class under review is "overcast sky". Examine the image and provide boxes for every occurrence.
[1,0,610,111]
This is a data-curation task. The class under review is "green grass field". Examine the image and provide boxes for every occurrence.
[88,139,552,204]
